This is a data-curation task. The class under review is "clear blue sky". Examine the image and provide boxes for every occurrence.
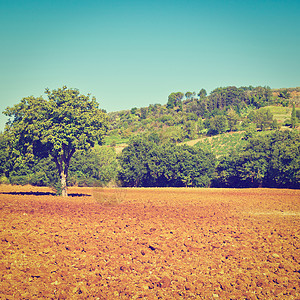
[1,0,299,131]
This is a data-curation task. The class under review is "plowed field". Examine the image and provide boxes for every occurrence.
[0,186,299,299]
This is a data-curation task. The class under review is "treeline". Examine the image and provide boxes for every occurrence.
[1,130,299,189]
[213,130,300,188]
[119,130,300,188]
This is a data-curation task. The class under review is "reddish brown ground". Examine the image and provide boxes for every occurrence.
[0,186,299,299]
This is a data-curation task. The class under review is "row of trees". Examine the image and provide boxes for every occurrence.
[1,129,299,190]
[168,86,276,116]
[119,130,300,188]
[119,136,215,187]
[4,129,299,189]
[214,130,300,188]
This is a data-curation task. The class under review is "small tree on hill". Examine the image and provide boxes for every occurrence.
[247,108,274,131]
[207,115,228,135]
[3,86,108,196]
[291,103,297,128]
[226,108,239,131]
[167,92,184,109]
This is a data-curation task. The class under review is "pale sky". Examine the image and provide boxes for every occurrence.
[1,0,299,131]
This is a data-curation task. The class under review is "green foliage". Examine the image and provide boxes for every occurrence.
[195,132,247,157]
[186,113,198,121]
[167,92,184,109]
[266,105,292,125]
[226,108,239,131]
[243,124,257,141]
[4,145,119,189]
[8,155,59,189]
[155,145,215,187]
[140,107,148,119]
[296,109,300,121]
[159,114,174,125]
[161,126,185,143]
[248,86,274,108]
[3,86,108,196]
[183,121,197,140]
[266,131,300,188]
[130,107,137,115]
[104,134,129,146]
[118,136,156,187]
[247,107,274,130]
[0,176,10,185]
[69,146,119,187]
[213,130,300,188]
[206,115,228,136]
[278,89,291,99]
[185,92,193,100]
[106,86,298,145]
[0,132,9,176]
[30,157,59,187]
[3,85,297,192]
[118,135,215,187]
[198,88,207,99]
[209,86,247,111]
[291,103,297,128]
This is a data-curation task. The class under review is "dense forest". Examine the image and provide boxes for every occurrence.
[1,85,300,191]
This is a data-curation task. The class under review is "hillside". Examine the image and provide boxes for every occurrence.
[105,86,300,155]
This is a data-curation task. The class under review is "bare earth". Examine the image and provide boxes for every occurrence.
[0,185,299,299]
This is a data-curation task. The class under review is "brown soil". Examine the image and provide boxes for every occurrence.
[0,186,299,299]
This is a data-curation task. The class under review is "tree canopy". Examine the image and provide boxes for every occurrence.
[167,92,184,109]
[118,136,216,187]
[3,86,108,196]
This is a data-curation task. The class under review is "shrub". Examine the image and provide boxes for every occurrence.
[0,176,10,185]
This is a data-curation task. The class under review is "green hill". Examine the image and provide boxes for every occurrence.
[105,86,300,157]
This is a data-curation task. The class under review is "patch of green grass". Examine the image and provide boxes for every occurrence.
[104,135,129,146]
[266,105,292,123]
[195,132,247,157]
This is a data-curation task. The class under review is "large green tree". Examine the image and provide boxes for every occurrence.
[118,136,156,187]
[3,86,108,196]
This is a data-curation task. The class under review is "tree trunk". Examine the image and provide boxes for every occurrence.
[61,170,68,197]
[53,148,75,197]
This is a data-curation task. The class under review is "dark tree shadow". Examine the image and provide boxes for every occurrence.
[0,191,91,197]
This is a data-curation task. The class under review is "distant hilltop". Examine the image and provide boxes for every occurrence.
[272,87,300,104]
